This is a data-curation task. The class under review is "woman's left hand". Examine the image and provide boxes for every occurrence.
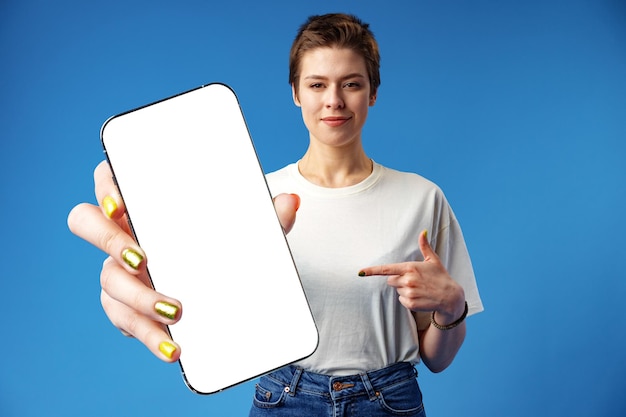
[358,230,465,323]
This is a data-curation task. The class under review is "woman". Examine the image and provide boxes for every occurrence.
[68,13,482,417]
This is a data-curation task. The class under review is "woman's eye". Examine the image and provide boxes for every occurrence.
[310,83,324,89]
[344,82,361,88]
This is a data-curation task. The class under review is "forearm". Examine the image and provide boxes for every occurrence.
[416,286,467,373]
[418,319,466,373]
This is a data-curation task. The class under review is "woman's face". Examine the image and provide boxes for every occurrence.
[293,47,376,150]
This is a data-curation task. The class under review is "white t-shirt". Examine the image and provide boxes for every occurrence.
[266,161,483,376]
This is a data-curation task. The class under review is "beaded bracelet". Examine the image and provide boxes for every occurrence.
[430,301,468,331]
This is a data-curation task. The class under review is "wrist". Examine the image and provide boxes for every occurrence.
[431,287,467,330]
[431,301,468,331]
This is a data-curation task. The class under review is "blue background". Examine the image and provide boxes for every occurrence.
[2,0,625,416]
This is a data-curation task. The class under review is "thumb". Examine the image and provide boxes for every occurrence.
[273,193,300,234]
[419,229,438,262]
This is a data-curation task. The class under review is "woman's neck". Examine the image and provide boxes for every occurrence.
[298,145,373,188]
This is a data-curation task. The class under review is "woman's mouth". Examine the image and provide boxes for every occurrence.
[322,116,351,127]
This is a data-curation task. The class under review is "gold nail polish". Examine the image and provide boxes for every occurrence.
[358,271,366,277]
[423,230,428,239]
[102,195,118,218]
[155,301,179,320]
[122,248,143,269]
[159,341,177,359]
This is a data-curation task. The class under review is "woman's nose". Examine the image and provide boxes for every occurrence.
[325,87,344,109]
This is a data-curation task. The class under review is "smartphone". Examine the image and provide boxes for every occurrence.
[101,83,318,394]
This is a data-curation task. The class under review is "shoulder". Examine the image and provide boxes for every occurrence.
[375,164,454,221]
[377,164,444,197]
[265,163,297,196]
[266,164,292,181]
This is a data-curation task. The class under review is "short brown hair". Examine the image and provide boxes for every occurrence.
[289,13,381,96]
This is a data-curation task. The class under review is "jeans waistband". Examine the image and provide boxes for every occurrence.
[264,362,417,401]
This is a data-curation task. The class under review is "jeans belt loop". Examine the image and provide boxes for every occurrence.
[287,366,303,397]
[359,370,378,401]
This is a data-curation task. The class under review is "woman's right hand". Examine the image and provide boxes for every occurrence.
[67,161,300,362]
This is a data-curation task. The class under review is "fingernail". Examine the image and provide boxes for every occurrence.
[358,270,366,277]
[102,195,118,218]
[155,301,179,320]
[159,341,177,359]
[122,248,144,269]
[423,230,428,239]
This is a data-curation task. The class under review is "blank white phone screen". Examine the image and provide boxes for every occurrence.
[101,83,318,394]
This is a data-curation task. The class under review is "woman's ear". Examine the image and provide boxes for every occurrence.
[292,83,301,107]
[369,93,377,106]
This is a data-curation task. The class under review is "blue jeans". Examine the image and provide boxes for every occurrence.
[249,362,426,417]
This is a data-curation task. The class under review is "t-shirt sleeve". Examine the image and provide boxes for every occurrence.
[432,195,484,316]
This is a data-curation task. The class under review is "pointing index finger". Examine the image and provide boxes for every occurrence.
[358,263,410,277]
